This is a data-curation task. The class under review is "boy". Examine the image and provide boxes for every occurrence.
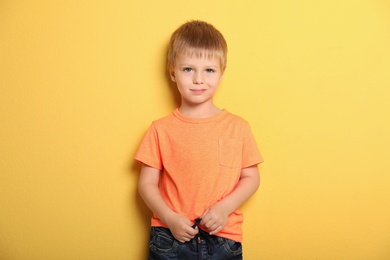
[135,20,263,259]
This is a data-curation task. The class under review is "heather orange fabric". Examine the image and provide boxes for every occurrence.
[135,108,263,242]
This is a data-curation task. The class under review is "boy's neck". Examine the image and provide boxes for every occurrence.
[178,103,221,118]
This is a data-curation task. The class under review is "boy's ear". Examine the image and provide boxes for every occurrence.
[169,69,176,82]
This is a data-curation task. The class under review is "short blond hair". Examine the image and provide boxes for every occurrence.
[167,20,228,72]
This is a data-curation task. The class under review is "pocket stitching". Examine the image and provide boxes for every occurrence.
[218,138,242,168]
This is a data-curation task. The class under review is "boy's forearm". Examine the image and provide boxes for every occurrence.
[138,165,175,225]
[139,183,174,224]
[218,165,260,215]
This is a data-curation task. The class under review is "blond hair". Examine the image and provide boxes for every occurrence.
[167,20,228,71]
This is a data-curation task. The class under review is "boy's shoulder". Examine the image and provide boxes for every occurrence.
[222,110,250,126]
[225,110,246,120]
[148,111,177,129]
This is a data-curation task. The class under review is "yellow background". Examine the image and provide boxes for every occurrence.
[1,1,389,259]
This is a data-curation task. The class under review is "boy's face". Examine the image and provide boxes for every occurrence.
[170,52,224,108]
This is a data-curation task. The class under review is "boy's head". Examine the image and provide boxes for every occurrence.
[167,20,228,72]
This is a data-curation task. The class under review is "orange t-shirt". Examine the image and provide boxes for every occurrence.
[135,109,263,242]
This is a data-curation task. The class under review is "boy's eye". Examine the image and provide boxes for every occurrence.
[183,67,193,72]
[206,68,215,73]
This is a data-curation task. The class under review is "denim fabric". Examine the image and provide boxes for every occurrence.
[148,227,243,260]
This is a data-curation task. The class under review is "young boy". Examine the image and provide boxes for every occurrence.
[135,20,263,260]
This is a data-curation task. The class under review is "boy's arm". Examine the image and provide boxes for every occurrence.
[201,165,260,235]
[138,164,198,242]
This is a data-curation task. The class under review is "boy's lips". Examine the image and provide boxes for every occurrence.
[190,89,206,94]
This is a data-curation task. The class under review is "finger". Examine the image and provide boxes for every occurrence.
[178,234,191,243]
[190,226,199,235]
[203,216,218,229]
[201,208,210,218]
[187,226,199,237]
[203,220,212,230]
[206,221,219,231]
[183,218,193,226]
[201,214,212,226]
[209,225,222,235]
[180,232,196,243]
[201,209,212,224]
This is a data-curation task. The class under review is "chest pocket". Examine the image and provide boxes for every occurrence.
[218,138,242,168]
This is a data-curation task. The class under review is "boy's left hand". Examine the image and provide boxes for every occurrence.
[200,203,228,235]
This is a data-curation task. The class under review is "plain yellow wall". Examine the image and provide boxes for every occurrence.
[1,1,389,259]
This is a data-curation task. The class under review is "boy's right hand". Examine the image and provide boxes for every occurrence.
[165,212,199,243]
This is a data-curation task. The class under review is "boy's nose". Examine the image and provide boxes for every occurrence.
[193,72,204,84]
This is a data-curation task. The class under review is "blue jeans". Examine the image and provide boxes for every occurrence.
[148,227,243,260]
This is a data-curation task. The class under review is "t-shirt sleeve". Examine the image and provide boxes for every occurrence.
[241,121,264,168]
[134,123,163,170]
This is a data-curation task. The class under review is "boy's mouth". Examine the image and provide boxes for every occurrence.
[190,89,206,94]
